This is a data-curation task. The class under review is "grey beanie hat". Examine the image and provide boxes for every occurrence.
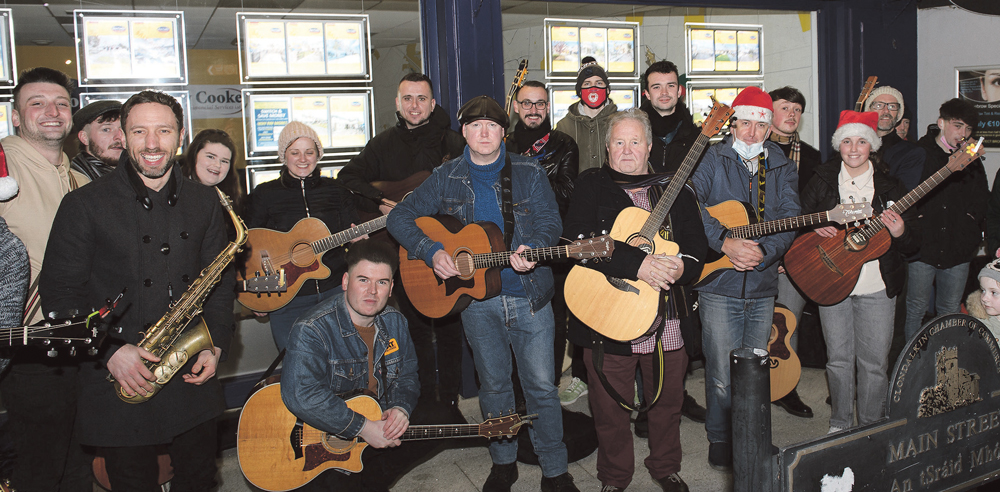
[980,257,1000,286]
[864,86,905,125]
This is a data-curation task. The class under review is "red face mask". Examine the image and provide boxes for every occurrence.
[581,87,608,109]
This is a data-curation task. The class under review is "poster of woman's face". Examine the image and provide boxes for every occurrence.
[959,67,1000,103]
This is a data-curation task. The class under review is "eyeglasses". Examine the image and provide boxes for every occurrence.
[518,100,548,110]
[870,102,901,111]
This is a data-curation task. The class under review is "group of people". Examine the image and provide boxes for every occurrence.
[0,52,994,492]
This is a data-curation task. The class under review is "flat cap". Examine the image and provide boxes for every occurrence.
[457,95,509,128]
[73,100,122,129]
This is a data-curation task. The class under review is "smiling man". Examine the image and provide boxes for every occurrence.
[40,89,235,490]
[70,99,123,181]
[864,86,925,191]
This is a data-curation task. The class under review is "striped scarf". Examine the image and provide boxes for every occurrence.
[770,132,800,170]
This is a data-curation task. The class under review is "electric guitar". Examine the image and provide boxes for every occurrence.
[784,138,986,305]
[399,215,614,318]
[237,384,533,492]
[855,76,878,111]
[769,305,801,402]
[696,201,874,285]
[563,100,733,342]
[505,59,529,116]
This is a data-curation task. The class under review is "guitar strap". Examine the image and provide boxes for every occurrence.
[500,154,515,249]
[755,154,766,220]
[590,323,667,413]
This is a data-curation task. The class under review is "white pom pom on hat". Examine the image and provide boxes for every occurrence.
[0,144,17,201]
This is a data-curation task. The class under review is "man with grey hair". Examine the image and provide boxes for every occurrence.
[563,108,705,492]
[864,86,925,191]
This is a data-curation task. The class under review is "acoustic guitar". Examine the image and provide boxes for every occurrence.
[696,201,874,285]
[399,215,613,318]
[855,75,878,111]
[784,138,986,305]
[563,100,733,341]
[769,305,801,402]
[505,59,529,116]
[237,216,388,312]
[2,291,122,357]
[237,384,532,492]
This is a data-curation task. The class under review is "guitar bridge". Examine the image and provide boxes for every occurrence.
[814,245,844,277]
[605,275,639,295]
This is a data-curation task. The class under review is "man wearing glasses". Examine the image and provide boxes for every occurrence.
[864,86,925,191]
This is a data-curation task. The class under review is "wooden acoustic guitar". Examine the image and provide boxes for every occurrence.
[237,383,532,492]
[505,59,529,115]
[563,99,733,341]
[696,201,874,285]
[399,215,614,318]
[855,75,878,111]
[784,138,986,305]
[769,305,801,402]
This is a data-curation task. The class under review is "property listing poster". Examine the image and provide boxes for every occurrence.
[131,20,180,78]
[0,103,10,138]
[958,67,1000,147]
[736,31,760,72]
[83,18,132,79]
[328,94,369,147]
[292,96,331,148]
[713,31,737,72]
[690,29,715,72]
[325,21,364,76]
[607,28,635,74]
[251,97,290,152]
[609,89,635,110]
[286,22,325,76]
[550,26,580,74]
[579,28,606,68]
[690,87,744,127]
[246,21,287,77]
[0,23,8,81]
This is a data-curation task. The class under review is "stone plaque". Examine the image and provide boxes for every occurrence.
[781,314,1000,491]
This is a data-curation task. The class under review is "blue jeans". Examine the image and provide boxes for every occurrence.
[904,262,969,342]
[698,292,773,444]
[268,287,340,352]
[461,296,568,478]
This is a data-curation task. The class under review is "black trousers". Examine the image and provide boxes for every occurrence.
[301,439,442,492]
[101,418,218,492]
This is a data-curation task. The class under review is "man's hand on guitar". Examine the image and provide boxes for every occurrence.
[183,346,222,385]
[358,413,406,448]
[879,209,905,237]
[381,407,410,440]
[432,249,460,279]
[813,225,839,238]
[378,199,397,216]
[107,344,160,397]
[509,245,536,272]
[638,254,683,291]
[722,237,763,271]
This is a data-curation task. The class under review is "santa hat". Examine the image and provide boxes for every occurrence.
[831,110,881,151]
[0,143,16,201]
[864,86,904,125]
[731,86,773,123]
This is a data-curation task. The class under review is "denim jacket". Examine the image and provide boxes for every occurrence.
[387,152,562,312]
[281,293,419,439]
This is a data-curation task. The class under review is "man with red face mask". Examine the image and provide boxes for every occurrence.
[556,57,618,174]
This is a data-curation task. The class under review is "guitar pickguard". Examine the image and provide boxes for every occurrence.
[437,274,475,297]
[280,260,321,288]
[302,442,352,471]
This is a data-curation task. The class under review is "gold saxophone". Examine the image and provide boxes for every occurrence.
[111,187,247,404]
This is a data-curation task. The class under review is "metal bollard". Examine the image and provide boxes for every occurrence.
[731,347,773,492]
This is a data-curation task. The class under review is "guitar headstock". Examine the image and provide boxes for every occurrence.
[855,76,878,110]
[567,234,615,260]
[513,59,528,86]
[827,202,874,225]
[241,271,287,294]
[479,413,534,438]
[700,98,735,138]
[947,137,986,173]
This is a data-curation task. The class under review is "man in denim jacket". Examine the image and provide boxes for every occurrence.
[387,95,577,492]
[282,239,419,490]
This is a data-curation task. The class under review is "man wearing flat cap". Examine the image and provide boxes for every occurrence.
[388,95,577,492]
[70,99,123,181]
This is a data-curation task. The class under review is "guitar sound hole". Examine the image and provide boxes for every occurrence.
[627,234,653,254]
[455,251,475,279]
[290,243,315,266]
[323,434,358,454]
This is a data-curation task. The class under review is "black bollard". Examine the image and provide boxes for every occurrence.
[731,347,773,492]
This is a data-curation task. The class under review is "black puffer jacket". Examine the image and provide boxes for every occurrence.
[641,100,702,174]
[245,168,359,293]
[506,121,579,216]
[338,106,465,211]
[799,158,921,298]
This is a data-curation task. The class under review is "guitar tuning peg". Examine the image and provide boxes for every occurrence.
[46,349,57,358]
[581,259,589,264]
[87,347,98,356]
[601,230,608,235]
[577,234,584,239]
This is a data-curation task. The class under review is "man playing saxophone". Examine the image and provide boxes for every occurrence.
[40,90,235,491]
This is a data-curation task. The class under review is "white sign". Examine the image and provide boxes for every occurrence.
[189,85,243,119]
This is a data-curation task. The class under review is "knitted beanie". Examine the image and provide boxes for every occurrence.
[864,86,905,125]
[277,121,324,163]
[831,110,882,151]
[575,60,610,98]
[0,143,17,201]
[980,254,1000,286]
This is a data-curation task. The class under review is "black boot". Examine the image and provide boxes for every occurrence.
[773,388,813,418]
[681,391,706,423]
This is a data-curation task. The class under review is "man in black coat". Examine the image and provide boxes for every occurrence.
[864,86,926,192]
[41,90,235,490]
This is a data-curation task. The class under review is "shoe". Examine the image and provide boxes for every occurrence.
[559,377,588,405]
[828,426,844,434]
[773,389,813,418]
[540,472,579,492]
[483,462,518,492]
[634,410,649,439]
[601,485,626,492]
[708,442,733,472]
[653,473,690,492]
[681,391,707,423]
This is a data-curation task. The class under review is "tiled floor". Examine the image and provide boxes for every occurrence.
[216,366,835,491]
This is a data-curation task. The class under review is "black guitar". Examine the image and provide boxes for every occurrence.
[5,291,123,357]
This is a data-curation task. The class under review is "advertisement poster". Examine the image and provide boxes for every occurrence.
[550,89,579,124]
[550,26,580,74]
[607,28,635,74]
[286,22,325,75]
[958,67,1000,147]
[246,21,287,77]
[0,23,8,81]
[690,29,715,72]
[690,88,716,126]
[131,20,180,78]
[579,28,606,68]
[251,97,290,152]
[0,103,10,138]
[292,96,331,148]
[714,30,737,72]
[737,31,760,72]
[84,19,132,79]
[328,94,369,147]
[610,89,635,111]
[325,21,364,76]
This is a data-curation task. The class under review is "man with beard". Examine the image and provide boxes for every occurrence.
[0,67,92,492]
[70,99,123,180]
[41,90,234,490]
[556,57,618,173]
[338,73,467,422]
[863,86,925,191]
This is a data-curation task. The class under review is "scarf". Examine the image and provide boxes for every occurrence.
[511,119,551,155]
[770,131,800,170]
[642,100,685,146]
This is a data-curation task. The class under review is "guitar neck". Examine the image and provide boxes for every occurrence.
[310,215,388,255]
[638,132,711,240]
[730,210,837,239]
[471,244,577,269]
[855,164,955,242]
[400,423,486,441]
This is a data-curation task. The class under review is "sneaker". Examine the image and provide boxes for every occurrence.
[708,442,733,472]
[653,473,690,492]
[601,485,626,492]
[681,391,707,423]
[540,472,579,492]
[559,377,588,405]
[828,426,844,434]
[483,462,518,492]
